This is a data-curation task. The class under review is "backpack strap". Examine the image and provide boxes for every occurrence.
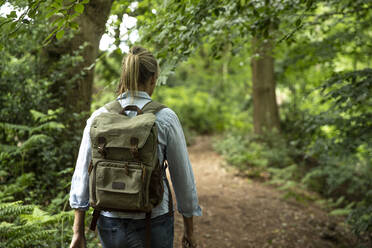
[163,160,174,217]
[89,209,101,231]
[142,101,167,114]
[104,100,123,114]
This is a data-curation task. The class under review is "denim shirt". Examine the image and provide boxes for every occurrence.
[69,91,202,219]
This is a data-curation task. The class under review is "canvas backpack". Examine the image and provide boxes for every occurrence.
[87,100,173,242]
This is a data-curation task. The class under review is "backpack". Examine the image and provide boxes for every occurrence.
[87,100,173,238]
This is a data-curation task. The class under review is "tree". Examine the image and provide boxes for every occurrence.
[41,0,114,119]
[251,37,280,134]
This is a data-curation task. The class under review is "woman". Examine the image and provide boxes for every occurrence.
[69,46,201,248]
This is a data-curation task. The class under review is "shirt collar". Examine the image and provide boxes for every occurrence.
[117,91,152,100]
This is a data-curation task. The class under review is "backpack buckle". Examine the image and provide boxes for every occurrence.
[130,137,139,160]
[97,137,107,158]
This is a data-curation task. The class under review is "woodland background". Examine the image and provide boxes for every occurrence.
[0,0,371,247]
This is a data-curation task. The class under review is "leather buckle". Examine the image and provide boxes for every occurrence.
[130,137,139,160]
[97,137,107,158]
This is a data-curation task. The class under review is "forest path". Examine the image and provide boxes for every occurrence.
[172,136,354,248]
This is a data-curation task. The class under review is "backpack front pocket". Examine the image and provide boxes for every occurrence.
[94,161,145,211]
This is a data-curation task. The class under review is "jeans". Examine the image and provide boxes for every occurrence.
[97,213,174,248]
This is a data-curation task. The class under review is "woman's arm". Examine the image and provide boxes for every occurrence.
[69,107,107,248]
[183,216,197,247]
[69,210,86,248]
[160,109,202,245]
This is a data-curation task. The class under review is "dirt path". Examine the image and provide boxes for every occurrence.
[172,136,355,248]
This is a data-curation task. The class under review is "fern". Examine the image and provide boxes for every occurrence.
[30,109,62,123]
[0,201,64,248]
[0,144,18,153]
[5,227,56,248]
[0,202,33,220]
[0,109,64,155]
[0,174,35,203]
[19,134,52,151]
[0,123,31,132]
[30,121,65,134]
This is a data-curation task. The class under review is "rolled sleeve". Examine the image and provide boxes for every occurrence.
[162,109,202,217]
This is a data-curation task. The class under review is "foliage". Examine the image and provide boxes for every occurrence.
[0,201,57,248]
[0,0,91,45]
[154,86,222,134]
[0,201,101,248]
[0,107,68,202]
[140,0,316,84]
[348,192,372,241]
[0,3,91,208]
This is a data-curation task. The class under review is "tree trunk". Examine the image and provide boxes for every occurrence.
[42,0,114,119]
[251,37,280,134]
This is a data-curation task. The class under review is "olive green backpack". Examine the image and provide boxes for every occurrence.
[88,100,173,245]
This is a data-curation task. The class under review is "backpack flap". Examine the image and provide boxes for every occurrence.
[90,112,156,150]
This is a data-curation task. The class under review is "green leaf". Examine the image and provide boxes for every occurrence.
[306,0,314,9]
[31,122,65,134]
[28,8,36,19]
[10,22,17,30]
[42,28,58,44]
[69,21,79,30]
[295,18,302,27]
[7,11,17,19]
[82,0,90,3]
[74,3,84,14]
[330,208,351,216]
[20,134,51,151]
[45,9,59,19]
[56,29,64,40]
[21,207,54,224]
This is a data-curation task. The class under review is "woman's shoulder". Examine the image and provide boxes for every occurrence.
[156,107,180,127]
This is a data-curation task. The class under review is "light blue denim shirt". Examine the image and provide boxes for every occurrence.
[69,91,202,219]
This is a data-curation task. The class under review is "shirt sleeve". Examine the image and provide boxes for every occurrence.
[69,107,107,210]
[162,109,202,217]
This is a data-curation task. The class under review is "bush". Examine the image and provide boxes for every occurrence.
[153,86,226,134]
[0,201,101,248]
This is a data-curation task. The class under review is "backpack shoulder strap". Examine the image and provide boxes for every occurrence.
[104,100,123,114]
[142,101,167,114]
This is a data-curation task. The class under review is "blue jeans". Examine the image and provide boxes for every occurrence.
[97,213,174,248]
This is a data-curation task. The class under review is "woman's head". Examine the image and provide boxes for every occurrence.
[118,46,159,96]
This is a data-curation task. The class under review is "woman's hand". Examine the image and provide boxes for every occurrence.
[182,216,198,247]
[182,234,197,248]
[69,232,86,248]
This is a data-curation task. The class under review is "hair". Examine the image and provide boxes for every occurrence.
[118,46,159,95]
